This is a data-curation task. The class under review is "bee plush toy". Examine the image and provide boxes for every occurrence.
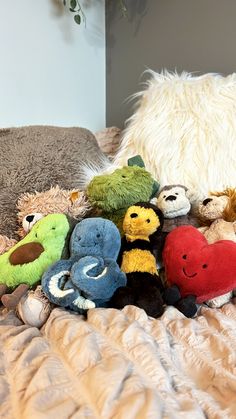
[110,202,165,318]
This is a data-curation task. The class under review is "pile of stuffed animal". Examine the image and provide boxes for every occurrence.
[0,155,235,327]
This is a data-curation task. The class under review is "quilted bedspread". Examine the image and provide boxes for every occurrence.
[0,303,236,419]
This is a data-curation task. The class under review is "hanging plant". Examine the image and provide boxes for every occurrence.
[63,0,128,25]
[63,0,85,25]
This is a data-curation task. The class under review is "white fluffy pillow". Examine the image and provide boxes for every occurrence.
[113,71,236,203]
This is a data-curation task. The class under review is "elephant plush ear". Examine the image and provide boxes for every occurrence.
[127,155,145,168]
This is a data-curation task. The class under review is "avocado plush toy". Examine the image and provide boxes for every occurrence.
[110,202,165,318]
[86,156,159,233]
[42,217,126,313]
[0,213,74,309]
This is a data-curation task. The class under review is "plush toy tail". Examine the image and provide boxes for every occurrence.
[77,156,115,190]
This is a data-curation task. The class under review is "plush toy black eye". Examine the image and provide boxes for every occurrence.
[182,254,187,259]
[51,227,56,230]
[35,233,38,238]
[122,175,126,178]
[130,213,138,218]
[202,264,208,269]
[96,234,101,238]
[146,219,150,223]
[163,195,166,198]
[77,236,81,241]
[175,193,179,195]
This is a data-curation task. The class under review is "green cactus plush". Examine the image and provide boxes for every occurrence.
[86,156,159,232]
[0,213,74,309]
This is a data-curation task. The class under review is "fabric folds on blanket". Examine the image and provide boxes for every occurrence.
[0,304,236,419]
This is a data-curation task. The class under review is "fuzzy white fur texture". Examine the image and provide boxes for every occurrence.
[113,70,236,203]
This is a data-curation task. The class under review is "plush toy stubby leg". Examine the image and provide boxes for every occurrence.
[111,273,164,318]
[163,285,181,305]
[1,284,30,310]
[163,285,197,318]
[109,286,136,308]
[176,295,197,318]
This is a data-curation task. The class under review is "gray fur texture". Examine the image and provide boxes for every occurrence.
[0,125,108,239]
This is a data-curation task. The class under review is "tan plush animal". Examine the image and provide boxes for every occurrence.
[198,188,236,307]
[199,219,236,244]
[16,185,89,237]
[198,188,236,224]
[0,186,90,255]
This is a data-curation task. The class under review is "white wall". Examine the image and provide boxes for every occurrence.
[0,0,105,132]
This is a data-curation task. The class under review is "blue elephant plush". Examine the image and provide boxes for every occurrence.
[42,217,127,313]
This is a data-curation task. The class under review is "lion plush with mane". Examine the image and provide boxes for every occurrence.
[198,188,236,226]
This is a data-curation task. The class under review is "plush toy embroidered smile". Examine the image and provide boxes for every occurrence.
[163,225,236,316]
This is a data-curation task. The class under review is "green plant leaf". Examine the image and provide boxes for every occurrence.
[70,0,76,9]
[74,14,81,24]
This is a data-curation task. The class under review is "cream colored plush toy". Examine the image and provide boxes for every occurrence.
[154,184,199,233]
[198,188,236,307]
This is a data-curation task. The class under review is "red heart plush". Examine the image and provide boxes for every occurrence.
[162,225,236,303]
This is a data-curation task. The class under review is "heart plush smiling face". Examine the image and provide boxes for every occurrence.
[162,225,236,303]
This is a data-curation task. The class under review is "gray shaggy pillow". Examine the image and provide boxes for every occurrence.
[0,125,108,239]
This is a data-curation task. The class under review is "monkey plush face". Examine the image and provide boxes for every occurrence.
[156,185,191,219]
[123,203,163,240]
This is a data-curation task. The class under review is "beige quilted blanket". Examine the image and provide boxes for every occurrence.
[0,304,236,419]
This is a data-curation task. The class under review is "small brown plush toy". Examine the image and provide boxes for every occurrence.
[17,185,89,237]
[0,186,90,255]
[198,187,236,307]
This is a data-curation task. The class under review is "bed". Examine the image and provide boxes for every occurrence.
[1,71,236,418]
[1,303,236,418]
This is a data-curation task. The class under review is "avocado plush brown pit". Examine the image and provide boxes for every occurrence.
[9,242,44,265]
